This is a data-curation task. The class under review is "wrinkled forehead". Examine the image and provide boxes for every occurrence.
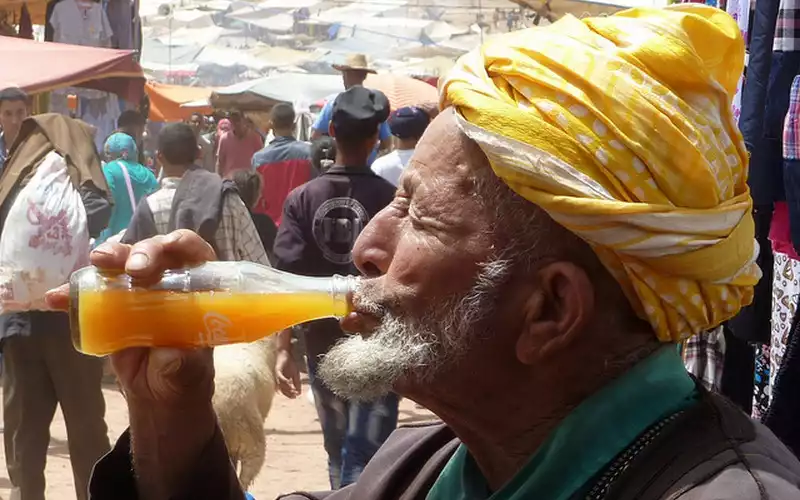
[403,108,488,192]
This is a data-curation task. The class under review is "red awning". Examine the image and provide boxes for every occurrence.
[0,37,145,101]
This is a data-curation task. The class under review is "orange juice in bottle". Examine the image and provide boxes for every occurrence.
[69,262,357,356]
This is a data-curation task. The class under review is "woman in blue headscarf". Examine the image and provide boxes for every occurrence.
[97,132,159,245]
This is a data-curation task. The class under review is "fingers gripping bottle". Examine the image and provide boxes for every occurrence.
[69,262,357,356]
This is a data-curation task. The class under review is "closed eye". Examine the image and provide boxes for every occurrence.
[391,196,410,215]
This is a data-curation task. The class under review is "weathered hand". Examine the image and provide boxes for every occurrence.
[47,230,226,499]
[47,229,218,406]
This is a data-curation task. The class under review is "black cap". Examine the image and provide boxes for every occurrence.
[331,86,390,141]
[388,106,430,139]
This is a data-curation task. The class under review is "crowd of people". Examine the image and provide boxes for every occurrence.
[2,3,800,500]
[0,47,435,499]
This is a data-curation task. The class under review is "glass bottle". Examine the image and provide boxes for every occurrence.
[68,262,358,356]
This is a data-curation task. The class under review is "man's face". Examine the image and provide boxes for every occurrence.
[319,110,516,400]
[189,115,204,135]
[0,99,28,144]
[230,115,245,134]
[342,70,367,90]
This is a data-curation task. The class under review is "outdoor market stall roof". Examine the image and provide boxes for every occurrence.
[303,0,408,24]
[146,81,214,121]
[333,17,462,45]
[0,37,145,101]
[210,73,342,110]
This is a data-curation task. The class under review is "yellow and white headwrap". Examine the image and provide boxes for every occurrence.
[441,4,760,342]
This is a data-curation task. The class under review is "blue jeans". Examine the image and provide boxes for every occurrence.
[307,356,399,489]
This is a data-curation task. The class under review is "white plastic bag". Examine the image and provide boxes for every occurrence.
[0,151,89,312]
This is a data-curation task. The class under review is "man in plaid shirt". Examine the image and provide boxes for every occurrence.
[124,123,269,266]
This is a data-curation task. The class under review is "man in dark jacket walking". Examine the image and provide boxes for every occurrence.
[272,86,398,489]
[251,103,314,226]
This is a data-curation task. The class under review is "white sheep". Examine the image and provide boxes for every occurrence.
[212,335,278,490]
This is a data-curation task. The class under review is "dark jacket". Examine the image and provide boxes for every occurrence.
[251,136,315,225]
[273,163,394,277]
[272,163,395,361]
[250,211,277,261]
[88,388,800,500]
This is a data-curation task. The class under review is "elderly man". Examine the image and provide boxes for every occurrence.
[51,5,800,500]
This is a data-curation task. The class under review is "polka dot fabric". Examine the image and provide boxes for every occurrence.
[441,4,760,342]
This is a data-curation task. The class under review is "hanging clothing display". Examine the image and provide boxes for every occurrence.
[49,93,120,152]
[682,326,726,392]
[753,210,800,420]
[769,249,797,386]
[47,0,121,150]
[753,344,772,419]
[775,0,800,51]
[44,0,61,41]
[48,0,112,99]
[764,301,800,457]
[50,0,113,47]
[18,4,33,39]
[131,0,141,55]
[105,0,134,50]
[753,74,800,420]
[728,0,750,121]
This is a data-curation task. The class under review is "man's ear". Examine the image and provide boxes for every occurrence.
[328,122,336,138]
[516,262,595,365]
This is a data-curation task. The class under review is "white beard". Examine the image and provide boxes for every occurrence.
[317,259,513,401]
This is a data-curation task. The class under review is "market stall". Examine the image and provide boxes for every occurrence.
[0,36,145,102]
[145,81,214,122]
[210,73,343,111]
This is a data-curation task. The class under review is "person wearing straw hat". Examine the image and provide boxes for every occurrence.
[311,54,392,165]
[62,5,800,500]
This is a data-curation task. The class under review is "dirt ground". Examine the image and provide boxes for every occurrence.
[0,377,436,500]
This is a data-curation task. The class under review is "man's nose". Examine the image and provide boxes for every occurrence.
[352,209,395,278]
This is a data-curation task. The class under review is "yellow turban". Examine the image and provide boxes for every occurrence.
[441,4,760,342]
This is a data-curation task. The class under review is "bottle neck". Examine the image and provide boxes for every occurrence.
[191,262,358,318]
[271,270,356,317]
